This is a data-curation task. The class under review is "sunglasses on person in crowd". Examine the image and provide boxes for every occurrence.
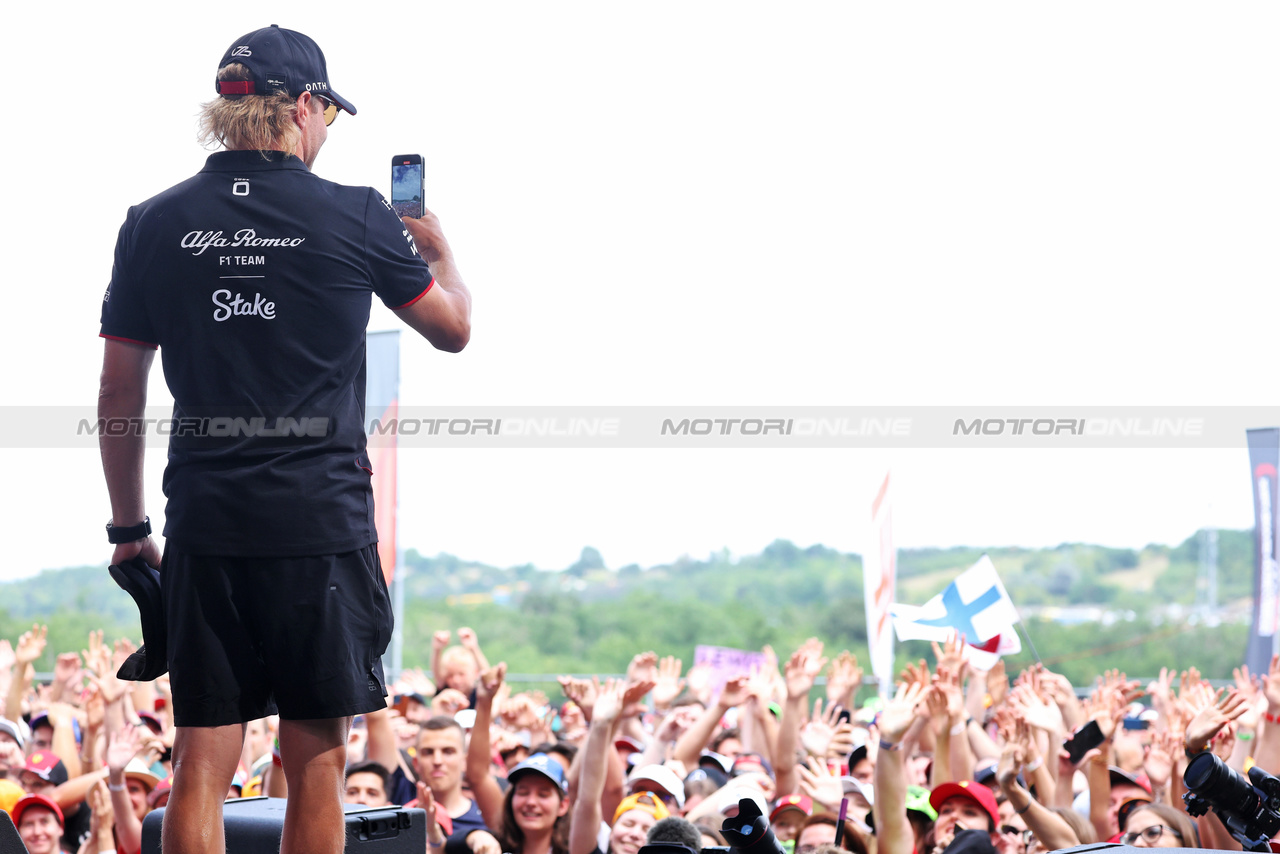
[1000,827,1035,845]
[1120,825,1182,846]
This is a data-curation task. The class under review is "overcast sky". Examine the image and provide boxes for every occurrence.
[3,2,1276,581]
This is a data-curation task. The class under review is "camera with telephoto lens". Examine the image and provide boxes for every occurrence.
[636,798,782,854]
[719,798,785,854]
[1183,751,1280,851]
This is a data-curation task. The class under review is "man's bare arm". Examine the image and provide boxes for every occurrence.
[98,339,162,567]
[397,211,471,353]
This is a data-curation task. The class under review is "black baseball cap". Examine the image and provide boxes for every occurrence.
[216,25,356,116]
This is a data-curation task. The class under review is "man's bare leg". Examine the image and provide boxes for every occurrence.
[279,716,351,854]
[163,723,246,854]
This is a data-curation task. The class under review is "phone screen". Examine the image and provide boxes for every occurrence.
[391,157,423,219]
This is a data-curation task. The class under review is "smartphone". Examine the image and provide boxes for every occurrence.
[390,154,424,219]
[1063,719,1106,763]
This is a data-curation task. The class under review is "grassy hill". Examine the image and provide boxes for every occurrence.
[0,529,1255,685]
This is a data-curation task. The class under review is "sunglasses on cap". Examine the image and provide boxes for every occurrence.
[314,94,338,126]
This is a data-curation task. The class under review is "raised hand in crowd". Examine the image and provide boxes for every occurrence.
[456,627,490,672]
[87,779,116,854]
[931,632,966,675]
[799,698,849,760]
[874,680,931,854]
[1184,688,1248,755]
[986,659,1009,708]
[1144,728,1179,800]
[1039,666,1084,731]
[106,723,145,854]
[672,673,751,769]
[15,623,49,666]
[795,754,843,814]
[415,780,449,850]
[49,652,83,704]
[824,650,863,708]
[558,675,600,725]
[432,630,452,655]
[432,689,470,717]
[651,655,685,710]
[774,640,827,797]
[6,623,48,721]
[899,658,932,693]
[466,662,509,830]
[684,661,712,707]
[570,676,654,854]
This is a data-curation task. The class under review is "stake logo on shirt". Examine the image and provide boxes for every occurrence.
[213,289,276,321]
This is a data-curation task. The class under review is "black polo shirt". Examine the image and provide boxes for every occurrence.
[100,150,433,556]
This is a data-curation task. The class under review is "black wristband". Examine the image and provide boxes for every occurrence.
[106,517,151,544]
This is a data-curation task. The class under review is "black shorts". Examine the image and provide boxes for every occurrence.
[161,542,392,727]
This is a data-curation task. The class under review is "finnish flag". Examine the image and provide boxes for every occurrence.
[891,556,1021,661]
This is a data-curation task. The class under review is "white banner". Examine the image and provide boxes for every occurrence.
[863,472,896,696]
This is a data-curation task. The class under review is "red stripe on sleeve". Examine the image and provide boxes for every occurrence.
[100,333,159,350]
[393,279,434,310]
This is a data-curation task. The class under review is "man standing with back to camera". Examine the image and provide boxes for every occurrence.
[97,25,471,854]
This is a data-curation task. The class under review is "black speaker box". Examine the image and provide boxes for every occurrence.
[141,796,427,854]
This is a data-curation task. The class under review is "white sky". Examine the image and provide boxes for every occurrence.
[2,2,1275,581]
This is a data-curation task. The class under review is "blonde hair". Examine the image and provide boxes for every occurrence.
[440,646,477,672]
[198,63,301,154]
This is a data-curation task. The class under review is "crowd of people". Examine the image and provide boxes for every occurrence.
[0,622,1271,854]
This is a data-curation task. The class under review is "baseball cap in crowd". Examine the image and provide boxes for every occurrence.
[11,794,63,828]
[906,785,938,820]
[124,759,161,792]
[731,752,773,778]
[0,718,24,748]
[23,752,69,787]
[841,777,875,810]
[216,25,356,116]
[848,744,869,770]
[929,780,1000,829]
[699,750,733,775]
[718,786,769,817]
[867,785,936,832]
[0,779,23,814]
[973,758,1024,791]
[1109,767,1153,794]
[137,711,163,734]
[628,764,686,809]
[616,735,645,756]
[683,766,729,789]
[770,794,813,822]
[507,753,568,793]
[1116,797,1152,831]
[613,791,671,824]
